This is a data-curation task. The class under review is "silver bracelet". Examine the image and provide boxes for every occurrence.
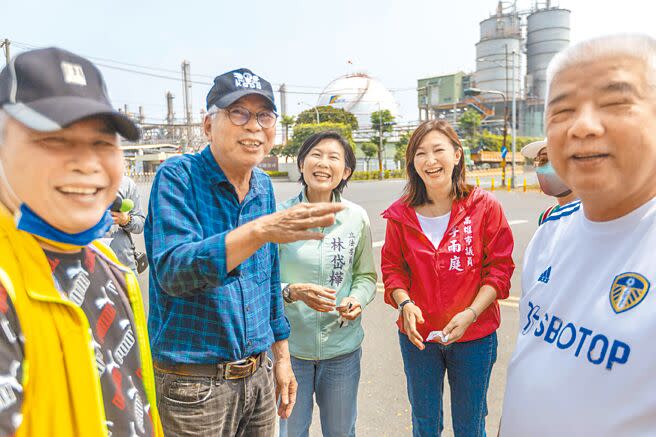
[465,306,478,322]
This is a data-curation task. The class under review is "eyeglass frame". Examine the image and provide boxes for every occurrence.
[207,104,278,129]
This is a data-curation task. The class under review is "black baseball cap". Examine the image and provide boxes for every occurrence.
[206,68,277,112]
[0,47,140,141]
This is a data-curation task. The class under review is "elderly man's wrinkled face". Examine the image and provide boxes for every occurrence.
[204,94,276,173]
[546,56,656,211]
[0,116,123,234]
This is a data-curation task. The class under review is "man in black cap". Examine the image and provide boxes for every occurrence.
[146,68,343,435]
[0,47,163,435]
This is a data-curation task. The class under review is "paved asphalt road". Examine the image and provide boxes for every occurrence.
[133,178,553,436]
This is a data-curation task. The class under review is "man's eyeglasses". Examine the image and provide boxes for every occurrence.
[223,107,278,129]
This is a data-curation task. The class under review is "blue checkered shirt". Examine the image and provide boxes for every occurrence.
[145,145,290,364]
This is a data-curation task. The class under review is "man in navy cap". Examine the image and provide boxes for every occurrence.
[146,68,344,436]
[0,47,163,436]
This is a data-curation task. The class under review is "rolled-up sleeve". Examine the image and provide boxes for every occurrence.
[266,183,290,341]
[147,164,234,296]
[269,243,290,341]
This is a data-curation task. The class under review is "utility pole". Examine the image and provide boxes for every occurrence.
[279,83,288,144]
[502,44,509,187]
[1,39,9,65]
[181,61,193,153]
[377,103,384,180]
[279,83,287,116]
[452,79,457,125]
[165,91,175,125]
[511,50,517,189]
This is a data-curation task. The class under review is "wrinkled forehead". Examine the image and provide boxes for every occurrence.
[547,56,651,110]
[6,114,120,143]
[228,94,274,111]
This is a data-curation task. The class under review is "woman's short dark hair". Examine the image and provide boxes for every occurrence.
[403,120,472,207]
[297,131,356,194]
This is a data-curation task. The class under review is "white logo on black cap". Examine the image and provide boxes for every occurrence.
[233,72,262,90]
[61,62,87,86]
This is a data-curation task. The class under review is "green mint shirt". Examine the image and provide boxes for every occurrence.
[277,190,377,360]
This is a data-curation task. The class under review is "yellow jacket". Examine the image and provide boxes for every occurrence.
[0,207,163,436]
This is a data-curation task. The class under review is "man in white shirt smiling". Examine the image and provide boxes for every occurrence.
[501,33,656,436]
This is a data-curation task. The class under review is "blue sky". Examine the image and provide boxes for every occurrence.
[4,0,656,126]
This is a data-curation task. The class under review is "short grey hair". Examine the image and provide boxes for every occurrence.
[545,33,656,110]
[206,104,220,121]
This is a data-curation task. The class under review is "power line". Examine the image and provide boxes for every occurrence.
[8,39,419,101]
[93,62,213,86]
[10,39,217,79]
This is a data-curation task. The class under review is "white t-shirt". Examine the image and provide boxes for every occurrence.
[416,211,451,249]
[501,197,656,437]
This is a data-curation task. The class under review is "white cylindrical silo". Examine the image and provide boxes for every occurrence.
[474,13,523,101]
[526,8,571,100]
[475,37,522,100]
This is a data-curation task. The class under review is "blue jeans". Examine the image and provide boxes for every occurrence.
[399,331,497,437]
[279,348,362,437]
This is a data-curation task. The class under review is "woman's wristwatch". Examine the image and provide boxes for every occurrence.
[282,284,294,303]
[398,299,415,312]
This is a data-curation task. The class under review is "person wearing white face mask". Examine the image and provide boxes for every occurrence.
[521,139,578,225]
[277,131,377,437]
[0,47,163,436]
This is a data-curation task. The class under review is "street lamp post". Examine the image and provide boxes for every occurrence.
[475,50,519,187]
[298,102,320,124]
[464,87,508,186]
[377,102,383,180]
[510,50,517,188]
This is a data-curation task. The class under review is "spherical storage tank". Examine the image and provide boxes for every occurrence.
[316,73,399,128]
[527,8,570,100]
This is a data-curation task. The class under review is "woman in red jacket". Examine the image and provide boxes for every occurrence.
[382,120,514,437]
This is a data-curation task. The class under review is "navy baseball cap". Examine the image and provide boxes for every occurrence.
[0,47,140,141]
[206,68,277,112]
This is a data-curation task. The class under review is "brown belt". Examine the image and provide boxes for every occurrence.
[154,352,267,380]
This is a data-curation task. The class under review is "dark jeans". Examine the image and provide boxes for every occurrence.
[155,359,276,437]
[399,331,498,437]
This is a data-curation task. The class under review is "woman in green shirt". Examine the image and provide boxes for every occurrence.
[278,131,377,437]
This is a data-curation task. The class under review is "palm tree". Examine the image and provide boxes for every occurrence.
[280,115,295,145]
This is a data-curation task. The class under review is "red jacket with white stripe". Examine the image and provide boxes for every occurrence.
[381,187,515,342]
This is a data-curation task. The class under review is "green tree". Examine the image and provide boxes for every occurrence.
[370,110,396,178]
[360,142,378,170]
[395,130,412,164]
[280,115,295,145]
[296,106,359,130]
[458,108,482,149]
[287,122,354,159]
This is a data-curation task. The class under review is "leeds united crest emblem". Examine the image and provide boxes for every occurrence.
[610,272,650,314]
